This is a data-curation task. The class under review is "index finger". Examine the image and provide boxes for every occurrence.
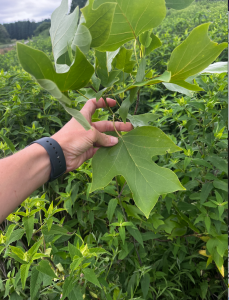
[80,98,116,122]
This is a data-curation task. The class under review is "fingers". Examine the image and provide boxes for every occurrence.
[92,121,133,133]
[80,98,116,122]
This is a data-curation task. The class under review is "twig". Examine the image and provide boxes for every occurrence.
[113,115,121,138]
[134,90,140,115]
[102,96,114,115]
[90,86,98,93]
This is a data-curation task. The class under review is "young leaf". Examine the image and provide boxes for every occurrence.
[83,268,101,288]
[30,267,43,300]
[17,43,94,92]
[20,263,30,289]
[118,227,125,245]
[127,113,159,128]
[165,0,194,10]
[0,135,15,153]
[126,226,144,248]
[107,198,118,223]
[115,47,136,73]
[62,276,75,299]
[145,32,162,55]
[141,273,150,299]
[91,126,185,218]
[168,23,227,81]
[139,31,152,48]
[23,215,34,245]
[94,0,166,51]
[36,260,57,278]
[50,0,79,63]
[81,0,116,48]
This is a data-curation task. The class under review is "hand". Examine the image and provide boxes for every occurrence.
[52,98,133,172]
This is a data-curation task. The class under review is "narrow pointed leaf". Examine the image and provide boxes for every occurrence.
[168,23,227,81]
[107,198,118,223]
[36,260,57,278]
[91,126,185,218]
[50,0,79,62]
[62,276,75,299]
[0,135,15,153]
[83,268,101,288]
[82,0,116,48]
[126,226,144,248]
[95,0,166,51]
[170,80,204,91]
[30,267,43,300]
[22,215,34,246]
[165,0,194,10]
[20,263,30,289]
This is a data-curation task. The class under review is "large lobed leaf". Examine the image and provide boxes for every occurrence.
[90,126,185,218]
[50,0,79,63]
[85,0,166,51]
[168,23,227,82]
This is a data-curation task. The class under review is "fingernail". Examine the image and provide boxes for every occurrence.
[110,136,119,145]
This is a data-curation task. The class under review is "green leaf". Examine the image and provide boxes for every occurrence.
[91,126,185,218]
[200,62,228,74]
[82,0,116,48]
[136,58,146,82]
[119,87,139,123]
[20,263,30,289]
[204,216,211,233]
[23,215,34,245]
[165,0,194,10]
[30,267,43,300]
[42,224,71,236]
[50,0,79,63]
[107,198,118,223]
[200,281,208,300]
[115,47,136,73]
[168,80,204,92]
[213,180,228,192]
[83,268,101,289]
[28,239,43,258]
[127,113,159,128]
[168,23,227,81]
[163,82,192,96]
[0,135,15,153]
[141,273,150,298]
[62,276,75,299]
[200,182,213,204]
[95,0,166,51]
[119,227,126,245]
[207,235,227,258]
[10,246,25,261]
[63,105,91,130]
[69,286,84,300]
[17,43,94,92]
[145,32,162,55]
[6,229,24,246]
[37,260,57,278]
[68,242,82,260]
[126,226,144,248]
[139,31,152,48]
[207,156,228,175]
[151,213,164,229]
[72,24,92,55]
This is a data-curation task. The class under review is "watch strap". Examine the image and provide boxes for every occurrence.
[30,137,66,182]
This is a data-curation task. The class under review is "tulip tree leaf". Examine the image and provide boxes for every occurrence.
[81,0,116,48]
[17,43,94,92]
[115,47,136,73]
[163,82,192,96]
[72,24,92,55]
[145,32,162,55]
[200,62,228,74]
[95,0,166,51]
[50,0,79,63]
[90,126,185,218]
[168,23,227,81]
[169,80,204,91]
[165,0,194,10]
[127,113,160,128]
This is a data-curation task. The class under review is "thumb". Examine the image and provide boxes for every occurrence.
[94,130,119,147]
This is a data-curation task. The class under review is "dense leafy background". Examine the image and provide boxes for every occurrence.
[0,0,228,299]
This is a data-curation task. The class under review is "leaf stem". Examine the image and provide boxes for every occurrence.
[134,90,140,115]
[102,96,114,115]
[113,115,121,138]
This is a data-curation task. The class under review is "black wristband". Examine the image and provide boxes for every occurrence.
[29,137,66,182]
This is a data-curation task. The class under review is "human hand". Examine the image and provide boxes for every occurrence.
[52,98,133,172]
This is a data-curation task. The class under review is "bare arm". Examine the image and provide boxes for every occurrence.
[0,98,133,223]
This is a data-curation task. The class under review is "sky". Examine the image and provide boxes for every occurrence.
[0,0,71,24]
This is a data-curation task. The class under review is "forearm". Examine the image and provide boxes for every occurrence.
[0,144,51,223]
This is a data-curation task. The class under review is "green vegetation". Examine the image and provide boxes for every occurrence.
[0,0,228,299]
[0,25,10,44]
